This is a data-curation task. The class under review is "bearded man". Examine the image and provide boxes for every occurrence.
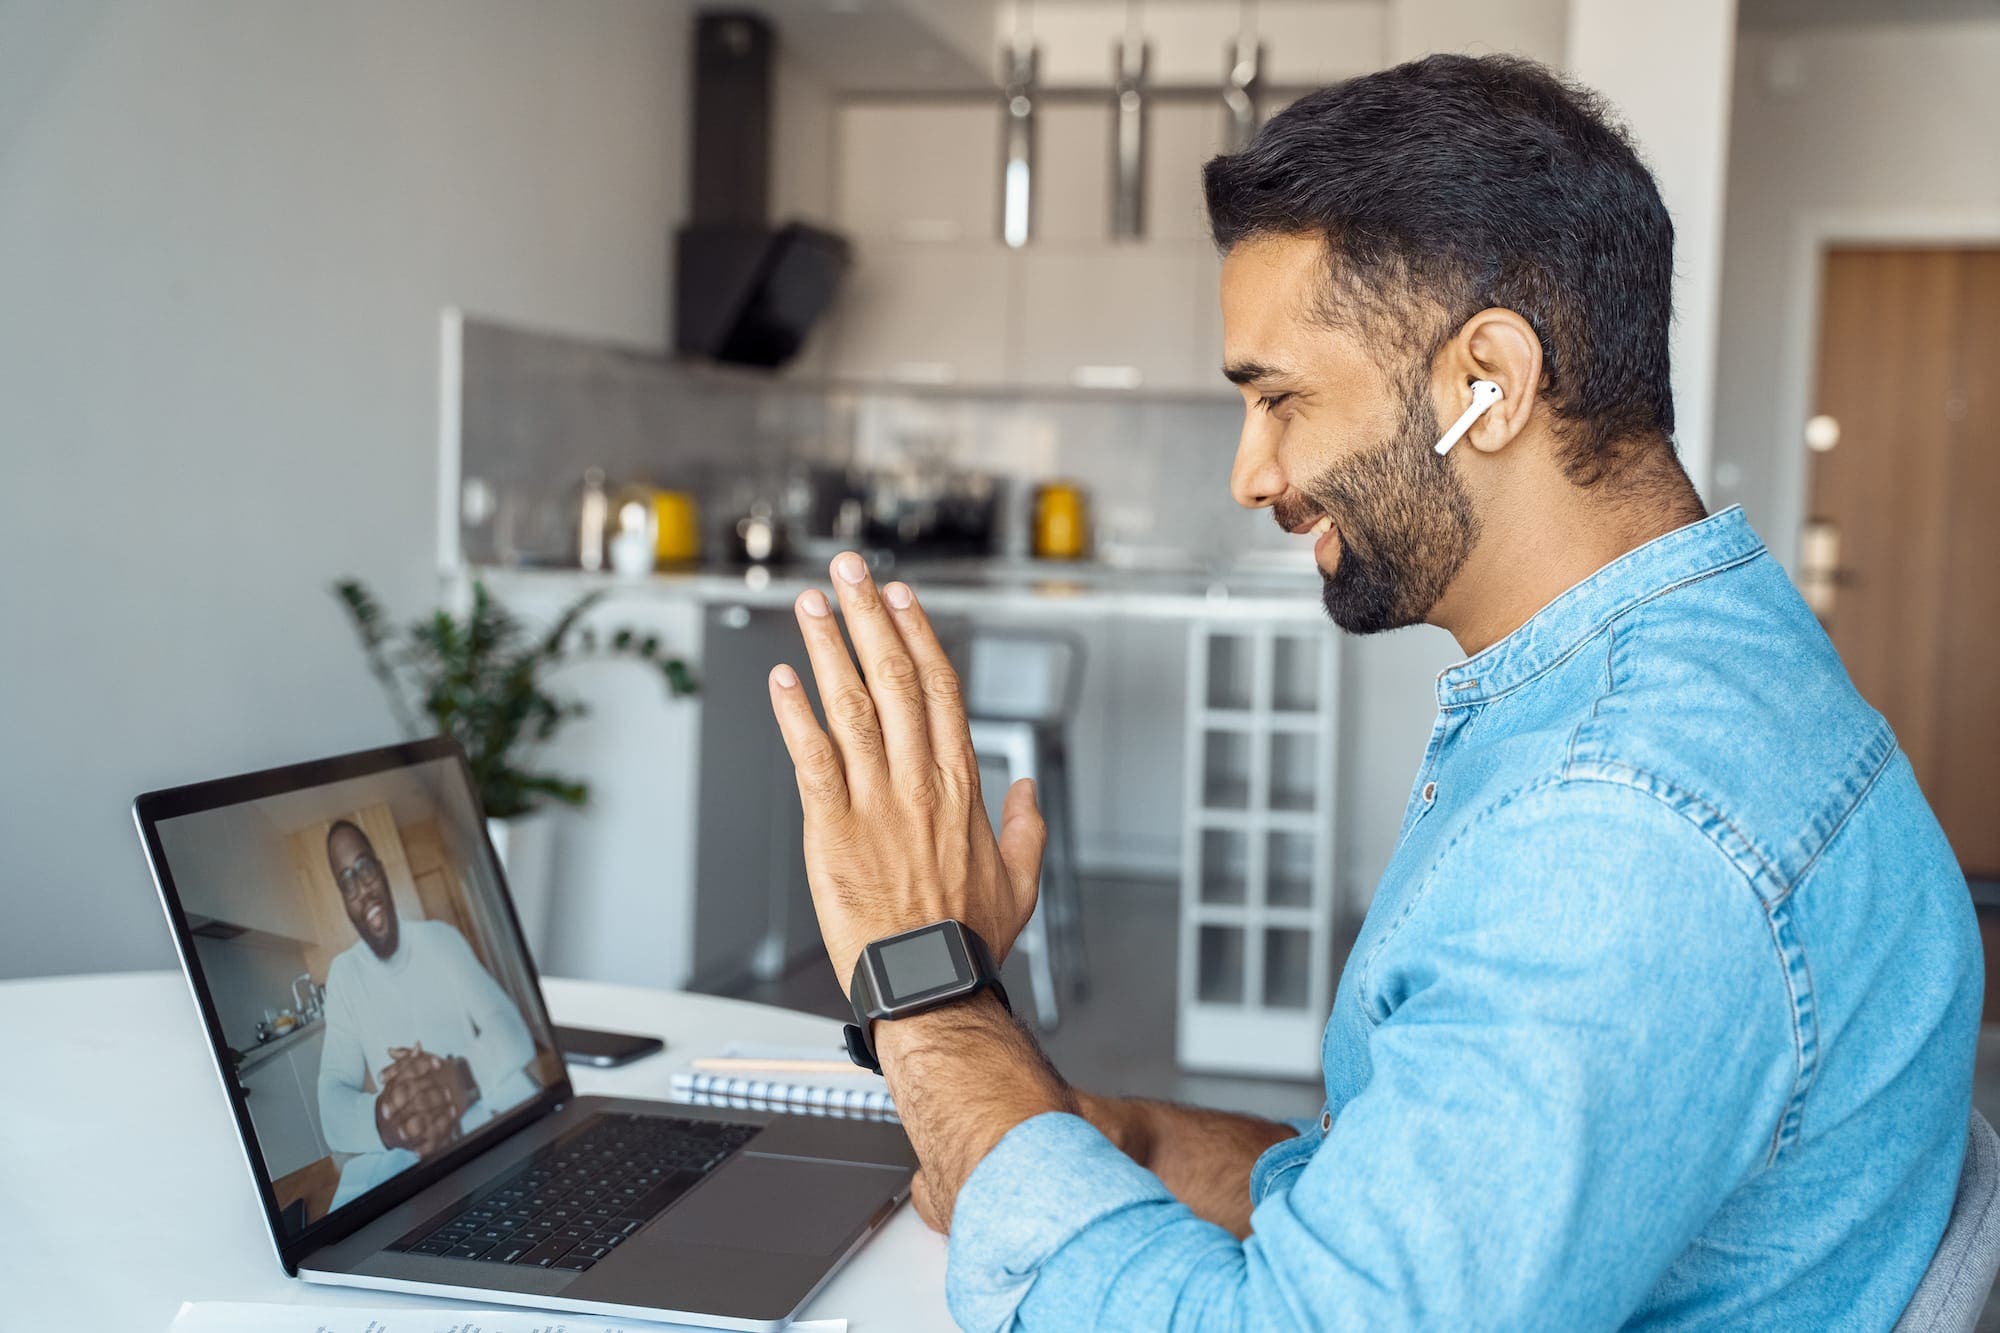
[316,818,539,1208]
[764,54,1980,1331]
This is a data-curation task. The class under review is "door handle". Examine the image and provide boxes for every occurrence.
[1799,518,1849,619]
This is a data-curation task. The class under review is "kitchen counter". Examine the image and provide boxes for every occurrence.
[234,1013,322,1074]
[468,552,1329,621]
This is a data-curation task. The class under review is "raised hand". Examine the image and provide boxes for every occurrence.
[766,553,1048,987]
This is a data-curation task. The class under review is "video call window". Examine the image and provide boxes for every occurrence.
[156,757,560,1239]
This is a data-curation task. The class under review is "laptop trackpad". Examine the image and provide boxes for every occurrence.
[659,1155,898,1257]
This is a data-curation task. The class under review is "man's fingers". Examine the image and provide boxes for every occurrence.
[997,778,1047,906]
[770,664,850,813]
[826,553,934,782]
[881,581,979,787]
[794,585,885,779]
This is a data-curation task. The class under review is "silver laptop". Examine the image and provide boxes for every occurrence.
[134,736,914,1331]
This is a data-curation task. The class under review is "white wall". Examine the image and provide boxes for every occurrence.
[0,0,692,978]
[1567,0,1738,497]
[1711,19,2000,568]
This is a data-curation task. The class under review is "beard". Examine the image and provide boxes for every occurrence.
[1282,378,1482,635]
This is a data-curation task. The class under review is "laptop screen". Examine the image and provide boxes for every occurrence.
[149,747,562,1243]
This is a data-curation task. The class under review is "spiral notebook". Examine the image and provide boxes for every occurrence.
[668,1042,900,1123]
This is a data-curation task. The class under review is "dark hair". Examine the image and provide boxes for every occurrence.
[1204,53,1675,483]
[326,818,368,852]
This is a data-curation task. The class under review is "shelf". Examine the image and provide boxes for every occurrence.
[1262,928,1313,1010]
[1205,634,1255,711]
[1271,635,1322,714]
[1198,708,1321,734]
[1268,731,1319,814]
[1191,903,1316,929]
[1177,618,1341,1078]
[1267,830,1315,909]
[1200,731,1253,811]
[1197,828,1249,906]
[1196,925,1244,1004]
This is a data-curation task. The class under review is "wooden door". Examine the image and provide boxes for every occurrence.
[1805,247,2000,877]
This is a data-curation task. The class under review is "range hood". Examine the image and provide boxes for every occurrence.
[674,12,850,370]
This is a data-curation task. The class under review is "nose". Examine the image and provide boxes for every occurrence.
[1229,411,1285,510]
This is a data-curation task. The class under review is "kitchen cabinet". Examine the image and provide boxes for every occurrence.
[240,1025,328,1180]
[1023,100,1223,246]
[1064,616,1188,876]
[1015,244,1213,392]
[1146,100,1229,244]
[825,96,1231,397]
[1177,620,1341,1078]
[462,574,705,990]
[1033,103,1113,245]
[836,101,999,243]
[690,603,815,991]
[823,239,1014,388]
[690,601,973,992]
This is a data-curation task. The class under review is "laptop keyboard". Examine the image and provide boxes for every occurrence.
[391,1111,760,1272]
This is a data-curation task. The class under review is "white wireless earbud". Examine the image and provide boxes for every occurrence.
[1433,379,1505,456]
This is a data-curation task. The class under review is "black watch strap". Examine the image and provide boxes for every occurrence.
[843,923,1010,1074]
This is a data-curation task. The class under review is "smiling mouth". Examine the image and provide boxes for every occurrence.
[365,904,388,933]
[1286,513,1338,567]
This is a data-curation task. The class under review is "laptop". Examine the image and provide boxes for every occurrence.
[133,736,915,1331]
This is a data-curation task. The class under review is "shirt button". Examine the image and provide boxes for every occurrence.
[1320,1110,1332,1134]
[1422,781,1437,803]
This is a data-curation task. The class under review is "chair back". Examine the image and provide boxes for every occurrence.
[966,629,1085,725]
[1895,1109,2000,1332]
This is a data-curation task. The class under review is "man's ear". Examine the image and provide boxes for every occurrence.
[1435,308,1543,455]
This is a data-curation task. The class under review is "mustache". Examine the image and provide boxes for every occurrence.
[1271,492,1332,536]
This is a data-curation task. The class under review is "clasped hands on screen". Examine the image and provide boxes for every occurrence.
[374,1043,479,1156]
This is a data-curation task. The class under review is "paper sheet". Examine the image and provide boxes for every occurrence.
[166,1301,845,1333]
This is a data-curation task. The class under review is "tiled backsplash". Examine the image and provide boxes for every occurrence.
[456,315,1284,569]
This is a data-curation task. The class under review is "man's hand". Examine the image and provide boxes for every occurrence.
[374,1044,471,1157]
[768,553,1048,986]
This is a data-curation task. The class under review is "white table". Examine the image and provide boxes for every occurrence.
[0,972,953,1331]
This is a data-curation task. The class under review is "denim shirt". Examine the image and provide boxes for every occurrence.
[946,508,1980,1332]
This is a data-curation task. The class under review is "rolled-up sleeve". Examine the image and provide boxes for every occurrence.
[943,780,1799,1332]
[948,1113,1244,1331]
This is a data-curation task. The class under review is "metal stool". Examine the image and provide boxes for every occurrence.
[966,630,1086,1030]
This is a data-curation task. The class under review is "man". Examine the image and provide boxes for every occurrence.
[317,818,540,1207]
[765,55,1980,1330]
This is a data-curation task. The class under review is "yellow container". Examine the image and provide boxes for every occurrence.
[652,490,701,565]
[1033,481,1088,561]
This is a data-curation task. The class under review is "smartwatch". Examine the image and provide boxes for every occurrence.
[844,920,1010,1074]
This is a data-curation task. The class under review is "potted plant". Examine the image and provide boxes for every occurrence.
[333,578,695,955]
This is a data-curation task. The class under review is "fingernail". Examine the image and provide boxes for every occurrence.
[800,589,830,617]
[834,552,867,585]
[884,582,912,609]
[773,664,799,689]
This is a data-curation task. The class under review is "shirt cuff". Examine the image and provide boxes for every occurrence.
[947,1112,1176,1332]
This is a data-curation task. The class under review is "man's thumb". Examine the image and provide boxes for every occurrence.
[997,777,1047,895]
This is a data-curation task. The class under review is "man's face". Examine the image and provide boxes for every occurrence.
[1219,233,1480,634]
[328,823,399,959]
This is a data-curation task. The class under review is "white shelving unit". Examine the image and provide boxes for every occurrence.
[1176,620,1340,1077]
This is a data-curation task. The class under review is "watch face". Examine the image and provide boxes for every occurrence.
[872,922,974,1009]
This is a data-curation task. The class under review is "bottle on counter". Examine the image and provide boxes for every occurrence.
[1033,480,1090,561]
[651,489,701,567]
[609,498,657,579]
[577,466,609,572]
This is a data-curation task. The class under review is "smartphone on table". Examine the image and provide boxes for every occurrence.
[553,1023,665,1068]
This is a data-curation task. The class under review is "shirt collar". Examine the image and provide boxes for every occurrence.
[1434,506,1766,708]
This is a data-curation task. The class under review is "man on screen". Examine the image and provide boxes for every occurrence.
[316,819,540,1206]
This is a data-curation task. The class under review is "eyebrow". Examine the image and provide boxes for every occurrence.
[1222,360,1303,390]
